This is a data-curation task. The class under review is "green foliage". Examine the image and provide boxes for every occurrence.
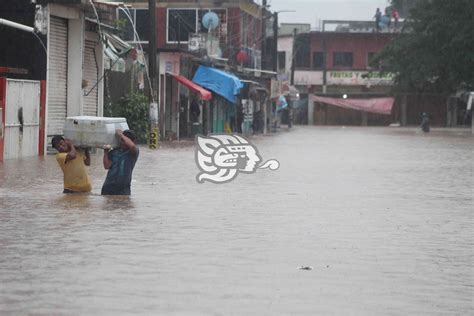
[114,19,128,38]
[374,0,474,94]
[104,92,149,144]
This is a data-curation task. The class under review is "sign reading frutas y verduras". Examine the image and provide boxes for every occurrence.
[328,71,394,85]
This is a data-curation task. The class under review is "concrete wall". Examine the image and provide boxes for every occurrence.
[277,35,293,74]
[294,70,323,85]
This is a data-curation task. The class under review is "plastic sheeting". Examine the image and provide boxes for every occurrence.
[277,95,288,112]
[192,65,243,104]
[309,95,395,115]
[103,32,133,60]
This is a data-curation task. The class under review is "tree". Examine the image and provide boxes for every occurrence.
[104,92,149,144]
[375,0,474,94]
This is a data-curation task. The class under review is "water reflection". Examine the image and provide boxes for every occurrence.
[0,127,473,315]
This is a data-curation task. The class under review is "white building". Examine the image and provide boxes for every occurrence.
[38,0,106,150]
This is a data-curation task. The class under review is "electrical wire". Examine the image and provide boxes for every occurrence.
[32,31,47,54]
[88,0,103,41]
[117,5,154,103]
[114,4,273,78]
[88,1,155,103]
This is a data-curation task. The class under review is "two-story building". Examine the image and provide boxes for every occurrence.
[109,0,275,139]
[279,20,399,126]
[1,0,127,159]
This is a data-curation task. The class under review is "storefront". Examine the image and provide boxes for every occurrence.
[192,65,243,135]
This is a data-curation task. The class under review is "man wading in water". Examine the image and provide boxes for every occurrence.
[52,136,92,194]
[101,129,139,195]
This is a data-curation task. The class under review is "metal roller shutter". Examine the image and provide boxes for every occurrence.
[47,16,68,136]
[83,39,98,116]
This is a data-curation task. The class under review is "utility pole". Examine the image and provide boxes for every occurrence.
[272,12,278,73]
[288,28,298,129]
[148,0,159,149]
[290,28,297,85]
[261,0,267,70]
[322,34,327,94]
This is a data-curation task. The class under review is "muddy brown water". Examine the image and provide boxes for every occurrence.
[1,127,473,315]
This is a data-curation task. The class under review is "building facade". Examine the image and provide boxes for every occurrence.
[109,0,276,139]
[1,0,109,158]
[306,31,395,126]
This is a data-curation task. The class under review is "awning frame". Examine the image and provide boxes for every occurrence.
[168,73,212,101]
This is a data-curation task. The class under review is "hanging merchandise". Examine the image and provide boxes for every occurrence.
[236,50,249,64]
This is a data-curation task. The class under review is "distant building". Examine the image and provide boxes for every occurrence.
[278,20,399,126]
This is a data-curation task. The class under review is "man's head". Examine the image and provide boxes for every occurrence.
[51,135,68,152]
[121,129,137,148]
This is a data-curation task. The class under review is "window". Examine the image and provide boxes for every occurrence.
[134,10,149,42]
[312,52,325,69]
[367,52,378,69]
[167,8,228,44]
[333,52,353,68]
[294,34,311,68]
[118,8,149,43]
[278,51,286,70]
[168,9,197,43]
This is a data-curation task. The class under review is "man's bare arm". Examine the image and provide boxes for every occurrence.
[84,148,91,166]
[65,139,77,163]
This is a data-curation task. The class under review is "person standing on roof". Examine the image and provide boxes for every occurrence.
[392,8,400,31]
[374,8,382,32]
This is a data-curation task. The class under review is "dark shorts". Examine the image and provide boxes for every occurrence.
[101,184,131,196]
[63,189,77,194]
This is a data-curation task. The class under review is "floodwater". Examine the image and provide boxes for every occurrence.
[0,126,473,315]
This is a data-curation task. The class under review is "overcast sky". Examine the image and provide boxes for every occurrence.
[265,0,391,28]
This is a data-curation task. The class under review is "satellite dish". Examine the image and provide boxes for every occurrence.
[202,12,219,30]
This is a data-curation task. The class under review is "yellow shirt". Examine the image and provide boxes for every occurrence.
[56,150,92,192]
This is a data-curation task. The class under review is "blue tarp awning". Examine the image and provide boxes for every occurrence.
[192,65,243,104]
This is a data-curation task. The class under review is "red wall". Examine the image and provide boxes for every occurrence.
[311,33,394,70]
[156,6,263,62]
[227,7,241,54]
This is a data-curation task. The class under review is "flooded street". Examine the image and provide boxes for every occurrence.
[0,126,473,315]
